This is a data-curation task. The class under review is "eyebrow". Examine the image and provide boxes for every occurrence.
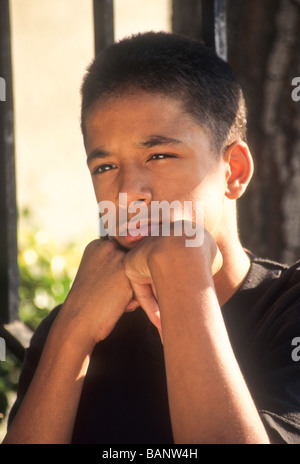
[86,135,183,165]
[137,135,183,148]
[86,148,111,166]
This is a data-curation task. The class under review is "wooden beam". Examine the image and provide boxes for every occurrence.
[172,0,228,60]
[0,0,19,324]
[213,0,227,60]
[93,0,115,55]
[201,0,227,60]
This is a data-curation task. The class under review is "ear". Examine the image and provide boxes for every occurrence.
[224,141,254,200]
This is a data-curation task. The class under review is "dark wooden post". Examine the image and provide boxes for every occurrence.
[172,0,227,60]
[93,0,115,55]
[0,0,19,324]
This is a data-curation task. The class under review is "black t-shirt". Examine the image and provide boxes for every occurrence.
[8,254,300,444]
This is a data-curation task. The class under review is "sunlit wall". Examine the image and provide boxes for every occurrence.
[10,0,171,246]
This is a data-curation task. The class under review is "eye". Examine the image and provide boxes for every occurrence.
[148,153,176,161]
[92,163,117,175]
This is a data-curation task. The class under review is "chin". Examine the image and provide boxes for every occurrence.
[113,237,137,251]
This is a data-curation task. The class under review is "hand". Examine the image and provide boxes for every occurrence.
[124,237,163,341]
[124,221,223,342]
[58,239,134,344]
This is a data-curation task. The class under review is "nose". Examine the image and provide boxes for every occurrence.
[117,167,152,208]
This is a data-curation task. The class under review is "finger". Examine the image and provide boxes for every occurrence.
[125,298,140,312]
[151,283,158,299]
[131,282,163,343]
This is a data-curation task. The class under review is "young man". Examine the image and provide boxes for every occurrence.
[3,32,300,444]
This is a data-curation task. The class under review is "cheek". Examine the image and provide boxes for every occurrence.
[201,190,226,237]
[92,178,99,199]
[189,180,226,235]
[92,178,116,204]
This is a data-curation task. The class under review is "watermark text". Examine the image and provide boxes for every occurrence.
[98,193,205,247]
[0,77,6,102]
[291,77,300,102]
[0,337,6,361]
[101,447,198,460]
[291,337,300,362]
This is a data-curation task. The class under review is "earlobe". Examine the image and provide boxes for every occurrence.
[224,141,254,200]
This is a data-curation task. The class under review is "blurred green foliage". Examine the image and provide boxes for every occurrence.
[18,208,82,330]
[0,352,20,425]
[0,208,84,428]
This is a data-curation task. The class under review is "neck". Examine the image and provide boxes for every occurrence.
[213,203,251,307]
[214,242,250,307]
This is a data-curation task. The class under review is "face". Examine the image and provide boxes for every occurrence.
[85,91,229,249]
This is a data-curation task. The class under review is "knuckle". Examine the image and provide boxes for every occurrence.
[84,239,100,252]
[85,238,116,254]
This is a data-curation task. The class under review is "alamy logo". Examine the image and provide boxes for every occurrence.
[291,77,300,102]
[0,337,6,361]
[0,77,6,102]
[98,193,205,247]
[291,337,300,362]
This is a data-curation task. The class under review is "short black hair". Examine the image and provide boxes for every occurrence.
[80,31,246,154]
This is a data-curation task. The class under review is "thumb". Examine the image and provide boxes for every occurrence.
[125,298,140,312]
[130,281,163,343]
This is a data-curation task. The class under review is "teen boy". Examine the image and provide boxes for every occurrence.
[4,32,300,444]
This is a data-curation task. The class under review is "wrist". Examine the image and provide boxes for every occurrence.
[56,282,132,345]
[52,303,98,354]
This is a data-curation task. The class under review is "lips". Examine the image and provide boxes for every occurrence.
[119,220,160,242]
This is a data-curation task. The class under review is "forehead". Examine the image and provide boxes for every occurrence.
[86,91,187,129]
[84,91,213,153]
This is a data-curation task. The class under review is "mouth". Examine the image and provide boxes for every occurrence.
[118,220,160,243]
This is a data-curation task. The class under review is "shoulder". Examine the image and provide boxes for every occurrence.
[234,254,300,347]
[7,305,62,427]
[240,253,300,307]
[235,254,300,443]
